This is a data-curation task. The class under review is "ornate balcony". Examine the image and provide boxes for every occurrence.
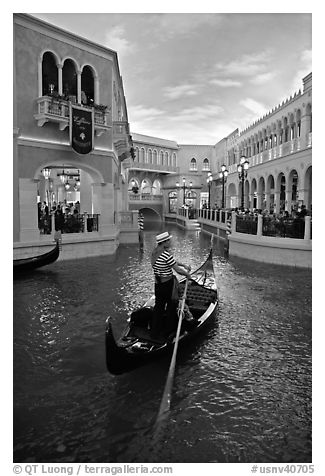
[128,161,179,175]
[128,193,163,202]
[34,96,111,136]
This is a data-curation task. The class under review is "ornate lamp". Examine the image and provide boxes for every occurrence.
[237,156,249,210]
[219,164,228,209]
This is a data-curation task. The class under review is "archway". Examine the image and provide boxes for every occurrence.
[227,182,237,209]
[138,207,162,230]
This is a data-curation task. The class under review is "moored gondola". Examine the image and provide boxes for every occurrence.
[13,240,60,274]
[105,249,218,375]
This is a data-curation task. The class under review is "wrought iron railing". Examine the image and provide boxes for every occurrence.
[262,217,305,239]
[39,213,99,234]
[236,215,258,235]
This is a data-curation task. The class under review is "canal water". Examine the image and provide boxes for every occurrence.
[13,225,312,464]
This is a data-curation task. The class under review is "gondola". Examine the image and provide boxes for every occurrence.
[105,248,218,375]
[13,240,60,274]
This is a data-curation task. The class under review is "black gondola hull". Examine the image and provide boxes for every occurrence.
[105,302,217,375]
[13,241,60,274]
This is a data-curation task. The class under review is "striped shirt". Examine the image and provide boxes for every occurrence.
[152,251,176,278]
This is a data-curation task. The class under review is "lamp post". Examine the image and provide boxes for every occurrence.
[207,172,213,209]
[42,168,51,180]
[219,165,228,209]
[176,177,192,205]
[237,156,249,210]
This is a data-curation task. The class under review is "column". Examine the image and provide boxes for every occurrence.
[257,214,263,237]
[58,64,63,95]
[285,190,292,212]
[19,178,40,242]
[274,191,280,215]
[92,182,116,235]
[231,210,236,234]
[256,192,263,210]
[265,191,271,212]
[304,216,311,240]
[77,70,82,104]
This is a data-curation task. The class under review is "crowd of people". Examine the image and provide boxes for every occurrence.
[38,200,81,234]
[234,205,311,238]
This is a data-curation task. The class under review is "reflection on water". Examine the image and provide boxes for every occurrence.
[13,226,312,463]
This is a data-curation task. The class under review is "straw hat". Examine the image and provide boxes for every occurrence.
[156,231,172,244]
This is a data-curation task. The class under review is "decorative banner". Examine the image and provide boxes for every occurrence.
[70,104,94,154]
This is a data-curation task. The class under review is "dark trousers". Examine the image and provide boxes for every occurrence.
[151,278,177,338]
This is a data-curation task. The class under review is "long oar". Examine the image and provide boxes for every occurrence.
[155,278,189,426]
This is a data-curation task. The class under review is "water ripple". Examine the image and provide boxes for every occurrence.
[13,226,312,463]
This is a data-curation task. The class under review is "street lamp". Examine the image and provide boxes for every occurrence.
[176,177,192,205]
[207,172,213,209]
[42,168,51,180]
[237,155,249,210]
[219,165,228,209]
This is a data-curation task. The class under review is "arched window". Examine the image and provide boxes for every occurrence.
[159,151,164,165]
[153,149,158,164]
[148,149,153,164]
[202,158,210,171]
[172,152,177,167]
[42,52,58,96]
[62,59,77,98]
[129,178,140,193]
[81,65,95,105]
[141,179,151,194]
[152,179,162,195]
[190,158,197,171]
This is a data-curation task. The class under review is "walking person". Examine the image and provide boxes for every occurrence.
[150,231,191,340]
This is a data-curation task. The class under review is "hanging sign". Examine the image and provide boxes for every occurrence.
[70,104,94,154]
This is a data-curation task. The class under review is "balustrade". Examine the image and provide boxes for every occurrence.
[226,135,310,175]
[128,193,163,201]
[35,96,110,134]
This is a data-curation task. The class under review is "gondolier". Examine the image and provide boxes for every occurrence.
[105,247,218,375]
[150,231,191,340]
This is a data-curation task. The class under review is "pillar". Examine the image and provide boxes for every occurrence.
[274,191,280,214]
[19,178,40,242]
[231,210,236,234]
[77,70,82,104]
[58,64,63,95]
[256,192,263,210]
[265,191,271,212]
[285,190,292,212]
[304,216,311,240]
[92,182,116,235]
[257,214,263,237]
